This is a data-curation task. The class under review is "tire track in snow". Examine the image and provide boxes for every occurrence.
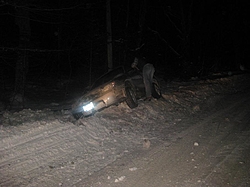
[0,119,113,186]
[0,122,81,165]
[0,122,88,186]
[0,115,141,187]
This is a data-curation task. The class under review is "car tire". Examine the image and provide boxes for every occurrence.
[125,85,138,109]
[152,82,161,99]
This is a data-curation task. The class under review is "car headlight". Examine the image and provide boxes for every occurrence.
[83,102,94,112]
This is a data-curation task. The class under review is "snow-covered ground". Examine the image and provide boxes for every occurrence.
[0,74,249,187]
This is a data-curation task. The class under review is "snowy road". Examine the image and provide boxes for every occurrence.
[0,74,250,187]
[81,87,250,187]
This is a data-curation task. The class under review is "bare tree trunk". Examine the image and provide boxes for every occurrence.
[14,0,30,106]
[57,0,65,78]
[121,0,130,65]
[106,0,113,70]
[179,0,193,61]
[179,0,193,77]
[137,0,148,49]
[126,0,130,28]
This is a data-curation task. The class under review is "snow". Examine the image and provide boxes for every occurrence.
[0,74,249,186]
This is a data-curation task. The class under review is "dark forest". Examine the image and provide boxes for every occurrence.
[0,0,249,102]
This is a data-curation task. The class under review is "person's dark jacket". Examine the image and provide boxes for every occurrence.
[134,57,146,71]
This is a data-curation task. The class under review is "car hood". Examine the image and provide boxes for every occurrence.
[73,81,115,107]
[75,87,101,106]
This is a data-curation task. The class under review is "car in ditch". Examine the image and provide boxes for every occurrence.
[71,66,161,119]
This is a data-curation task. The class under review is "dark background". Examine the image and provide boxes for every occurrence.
[0,0,249,90]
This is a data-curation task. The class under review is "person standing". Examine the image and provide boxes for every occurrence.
[131,56,155,101]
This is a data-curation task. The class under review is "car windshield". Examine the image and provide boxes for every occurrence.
[91,67,125,89]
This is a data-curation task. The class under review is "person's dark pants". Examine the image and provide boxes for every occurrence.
[143,63,155,98]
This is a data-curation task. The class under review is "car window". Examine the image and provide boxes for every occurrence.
[91,67,125,89]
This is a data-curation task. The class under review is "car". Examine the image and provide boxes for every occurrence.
[71,66,161,119]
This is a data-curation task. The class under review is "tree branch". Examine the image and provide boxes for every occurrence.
[147,27,181,57]
[162,6,183,36]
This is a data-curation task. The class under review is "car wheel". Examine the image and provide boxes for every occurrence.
[152,82,161,99]
[125,85,138,109]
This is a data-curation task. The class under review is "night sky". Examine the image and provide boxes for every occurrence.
[0,0,250,85]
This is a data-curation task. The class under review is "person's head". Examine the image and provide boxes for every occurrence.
[131,57,138,68]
